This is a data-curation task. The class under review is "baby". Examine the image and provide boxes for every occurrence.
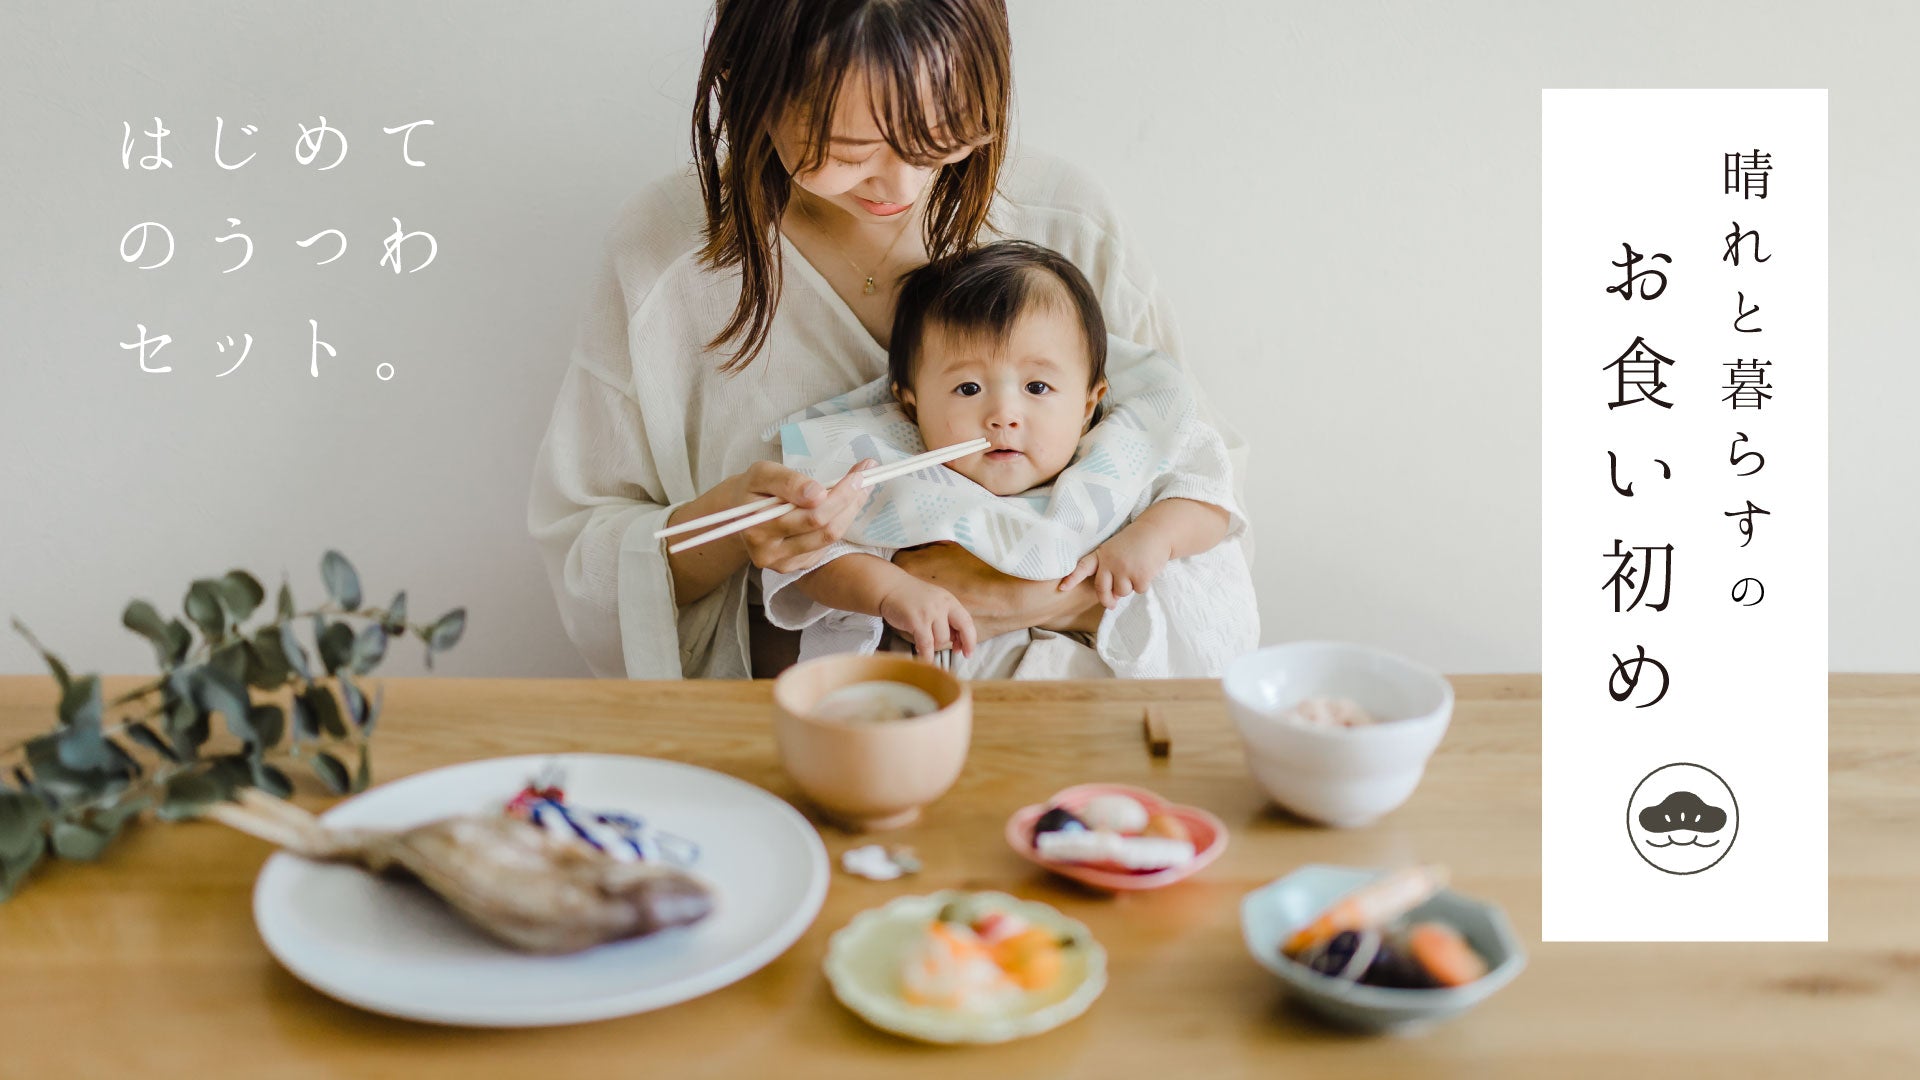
[766,240,1242,670]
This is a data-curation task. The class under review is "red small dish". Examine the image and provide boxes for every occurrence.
[1005,783,1228,892]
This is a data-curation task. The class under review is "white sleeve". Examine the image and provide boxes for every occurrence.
[760,540,893,631]
[1081,186,1260,675]
[1095,541,1258,678]
[762,541,893,661]
[526,249,742,680]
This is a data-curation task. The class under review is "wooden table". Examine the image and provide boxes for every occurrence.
[2,675,1916,1077]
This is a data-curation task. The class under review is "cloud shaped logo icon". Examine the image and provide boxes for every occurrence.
[1636,791,1727,835]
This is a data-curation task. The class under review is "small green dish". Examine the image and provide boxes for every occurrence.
[824,891,1108,1044]
[1241,865,1526,1033]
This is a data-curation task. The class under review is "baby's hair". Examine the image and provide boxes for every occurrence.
[888,240,1108,396]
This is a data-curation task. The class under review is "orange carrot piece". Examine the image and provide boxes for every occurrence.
[1406,922,1487,987]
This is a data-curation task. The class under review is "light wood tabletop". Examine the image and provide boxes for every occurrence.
[1,674,1915,1078]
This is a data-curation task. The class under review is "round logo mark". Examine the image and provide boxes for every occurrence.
[1626,762,1737,875]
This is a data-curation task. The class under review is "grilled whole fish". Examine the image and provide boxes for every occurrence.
[213,789,716,954]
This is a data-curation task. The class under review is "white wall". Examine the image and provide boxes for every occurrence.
[2,0,1913,678]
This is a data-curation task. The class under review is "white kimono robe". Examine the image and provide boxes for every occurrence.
[527,147,1257,679]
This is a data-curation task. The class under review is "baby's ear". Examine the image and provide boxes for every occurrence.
[894,383,917,423]
[1084,379,1109,423]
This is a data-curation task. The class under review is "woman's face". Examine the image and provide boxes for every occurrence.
[771,69,977,227]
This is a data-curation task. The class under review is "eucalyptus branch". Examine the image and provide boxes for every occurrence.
[0,550,467,901]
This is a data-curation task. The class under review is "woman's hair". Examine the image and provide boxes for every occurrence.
[692,0,1011,374]
[887,240,1109,395]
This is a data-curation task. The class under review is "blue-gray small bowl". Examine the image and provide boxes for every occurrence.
[1241,865,1526,1033]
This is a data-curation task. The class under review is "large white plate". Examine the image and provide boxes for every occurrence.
[252,753,829,1027]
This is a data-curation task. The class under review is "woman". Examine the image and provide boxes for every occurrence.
[528,0,1255,679]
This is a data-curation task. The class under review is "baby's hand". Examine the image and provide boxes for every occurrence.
[1059,523,1176,609]
[877,578,977,660]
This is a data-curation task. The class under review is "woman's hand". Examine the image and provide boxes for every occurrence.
[664,459,874,606]
[892,542,1105,641]
[877,578,977,660]
[732,459,876,574]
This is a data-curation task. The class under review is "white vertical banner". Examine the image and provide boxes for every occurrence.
[1542,90,1828,941]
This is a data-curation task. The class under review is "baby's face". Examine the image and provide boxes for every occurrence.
[898,304,1106,496]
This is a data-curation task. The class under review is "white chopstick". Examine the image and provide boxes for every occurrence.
[658,438,990,554]
[854,437,992,486]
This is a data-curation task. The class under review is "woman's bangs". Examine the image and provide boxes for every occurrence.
[864,41,998,166]
[867,51,990,163]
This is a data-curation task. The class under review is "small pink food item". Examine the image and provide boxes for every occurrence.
[898,899,1072,1010]
[1278,695,1378,729]
[900,922,1020,1011]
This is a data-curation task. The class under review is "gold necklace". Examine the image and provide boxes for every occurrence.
[797,197,915,295]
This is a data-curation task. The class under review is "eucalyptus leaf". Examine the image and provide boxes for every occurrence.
[354,744,371,792]
[382,591,407,636]
[106,738,143,779]
[47,653,72,691]
[184,579,227,642]
[94,793,153,833]
[0,794,50,859]
[10,617,72,691]
[207,755,253,792]
[318,621,355,676]
[250,762,293,800]
[309,753,351,795]
[162,619,192,666]
[57,675,103,731]
[278,621,313,682]
[157,771,224,821]
[186,665,254,743]
[122,600,167,640]
[290,693,319,742]
[338,676,367,730]
[277,581,296,620]
[0,834,47,901]
[26,733,126,802]
[165,694,209,761]
[216,570,265,623]
[364,684,384,737]
[120,600,174,667]
[50,821,111,862]
[243,636,289,691]
[428,609,466,653]
[321,551,362,611]
[209,641,248,685]
[125,722,179,764]
[302,685,346,740]
[249,704,286,749]
[54,721,119,773]
[348,623,387,675]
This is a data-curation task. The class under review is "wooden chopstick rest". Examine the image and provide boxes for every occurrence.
[1143,705,1172,758]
